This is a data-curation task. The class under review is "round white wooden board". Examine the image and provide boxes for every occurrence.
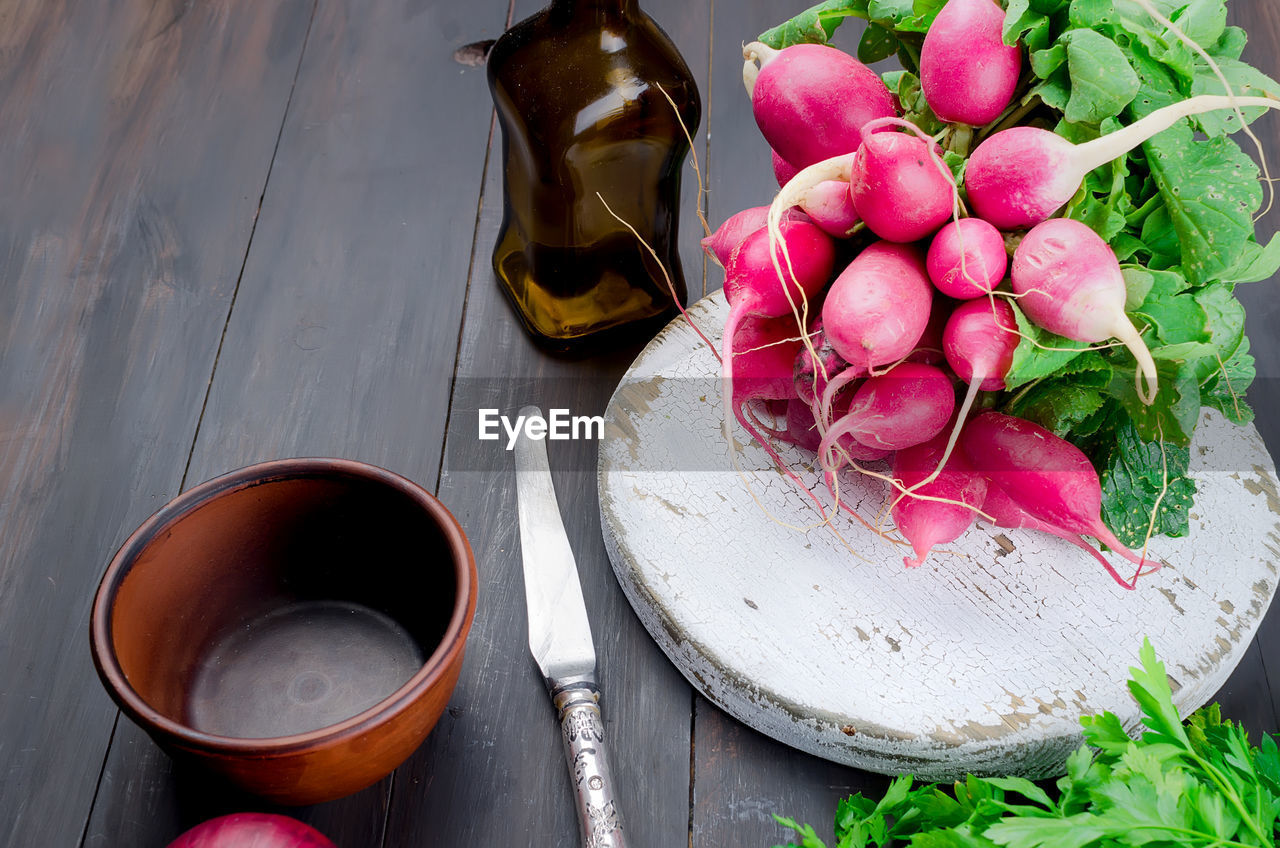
[598,293,1280,780]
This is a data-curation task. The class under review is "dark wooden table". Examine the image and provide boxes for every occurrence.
[3,1,1280,846]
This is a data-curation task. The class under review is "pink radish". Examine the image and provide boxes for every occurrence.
[906,294,952,366]
[820,241,934,375]
[927,218,1008,299]
[896,296,1020,507]
[793,318,846,406]
[959,412,1149,568]
[703,206,806,268]
[784,398,823,452]
[826,387,893,462]
[723,219,835,315]
[721,220,836,451]
[742,42,897,170]
[850,122,957,243]
[892,433,988,568]
[966,94,1280,230]
[920,0,1022,127]
[979,482,1151,589]
[819,362,955,456]
[1011,218,1157,404]
[703,206,771,268]
[783,392,893,462]
[797,177,861,238]
[768,152,862,239]
[729,314,804,414]
[773,151,800,187]
[942,298,1018,392]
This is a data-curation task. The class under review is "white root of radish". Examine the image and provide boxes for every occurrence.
[1075,94,1280,174]
[597,194,721,363]
[654,82,711,244]
[742,41,778,98]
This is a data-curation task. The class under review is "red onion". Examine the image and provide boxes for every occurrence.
[167,813,336,848]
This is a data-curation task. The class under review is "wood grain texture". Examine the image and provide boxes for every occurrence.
[1233,2,1280,450]
[1228,3,1280,751]
[702,0,784,245]
[379,1,710,844]
[78,0,510,844]
[0,1,313,845]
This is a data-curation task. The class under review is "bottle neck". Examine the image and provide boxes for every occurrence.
[549,0,636,18]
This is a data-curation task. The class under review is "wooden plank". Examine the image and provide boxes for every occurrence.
[693,699,888,848]
[1214,640,1278,741]
[79,0,509,844]
[702,1,784,246]
[1225,0,1280,743]
[380,1,710,844]
[1232,4,1280,447]
[0,1,313,845]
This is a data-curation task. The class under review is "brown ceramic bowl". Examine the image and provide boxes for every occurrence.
[90,458,477,805]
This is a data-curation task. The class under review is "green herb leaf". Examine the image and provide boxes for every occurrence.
[1143,124,1263,285]
[1194,281,1247,361]
[1004,0,1067,49]
[1129,639,1189,746]
[1189,56,1280,135]
[1096,419,1197,547]
[1064,29,1141,123]
[1109,342,1213,446]
[1080,710,1134,756]
[1138,204,1183,270]
[1211,24,1248,60]
[758,0,869,48]
[1003,302,1095,390]
[1030,43,1067,77]
[771,815,829,848]
[1256,734,1280,796]
[776,642,1280,848]
[1202,336,1256,425]
[1029,66,1073,111]
[858,22,898,63]
[894,71,947,134]
[1122,266,1155,309]
[869,0,936,31]
[1154,0,1228,78]
[1223,232,1280,284]
[1008,378,1110,439]
[1130,269,1213,347]
[1068,0,1118,30]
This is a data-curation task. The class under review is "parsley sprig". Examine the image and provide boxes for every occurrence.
[772,640,1280,847]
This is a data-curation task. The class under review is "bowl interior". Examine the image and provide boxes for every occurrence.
[107,469,462,739]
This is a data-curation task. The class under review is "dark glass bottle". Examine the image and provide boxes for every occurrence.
[487,0,701,351]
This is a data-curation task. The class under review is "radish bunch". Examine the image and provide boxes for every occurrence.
[704,0,1279,587]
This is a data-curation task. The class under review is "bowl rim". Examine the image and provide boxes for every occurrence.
[89,457,478,756]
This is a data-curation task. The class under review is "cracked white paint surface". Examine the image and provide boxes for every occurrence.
[598,293,1280,780]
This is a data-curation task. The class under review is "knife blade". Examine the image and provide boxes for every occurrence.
[513,406,626,848]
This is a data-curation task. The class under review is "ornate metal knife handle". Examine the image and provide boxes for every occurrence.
[551,675,626,848]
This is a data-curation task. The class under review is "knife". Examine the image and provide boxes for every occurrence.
[514,406,626,848]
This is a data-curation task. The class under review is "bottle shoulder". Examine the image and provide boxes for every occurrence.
[487,12,699,108]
